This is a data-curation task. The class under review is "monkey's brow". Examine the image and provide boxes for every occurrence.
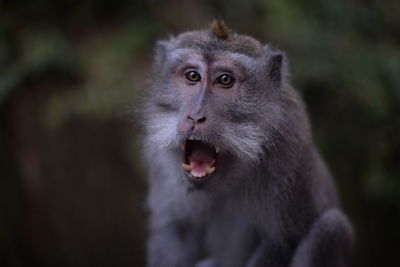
[168,49,204,71]
[168,50,256,81]
[169,48,200,62]
[222,53,256,69]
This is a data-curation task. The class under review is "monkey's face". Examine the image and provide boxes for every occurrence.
[147,38,285,190]
[150,48,280,190]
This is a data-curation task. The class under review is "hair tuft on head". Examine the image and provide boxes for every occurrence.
[211,19,230,40]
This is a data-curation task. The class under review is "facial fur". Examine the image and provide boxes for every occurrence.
[144,21,309,190]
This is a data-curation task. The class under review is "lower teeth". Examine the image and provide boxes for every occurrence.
[191,170,207,178]
[181,164,216,178]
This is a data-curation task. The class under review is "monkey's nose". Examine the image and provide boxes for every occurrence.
[188,115,207,124]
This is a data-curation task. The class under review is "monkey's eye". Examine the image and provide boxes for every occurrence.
[215,74,234,87]
[184,71,201,83]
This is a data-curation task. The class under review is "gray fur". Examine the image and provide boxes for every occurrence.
[143,24,354,267]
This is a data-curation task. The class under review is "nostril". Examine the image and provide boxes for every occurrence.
[196,117,206,124]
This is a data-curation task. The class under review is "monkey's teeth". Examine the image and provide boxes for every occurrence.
[188,136,199,140]
[215,146,220,153]
[182,163,193,171]
[181,143,185,150]
[210,159,216,166]
[191,170,207,178]
[206,166,215,174]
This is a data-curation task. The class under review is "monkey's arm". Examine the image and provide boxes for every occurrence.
[290,209,354,267]
[245,209,353,267]
[244,239,289,267]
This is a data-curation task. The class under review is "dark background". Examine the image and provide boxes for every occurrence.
[0,0,399,266]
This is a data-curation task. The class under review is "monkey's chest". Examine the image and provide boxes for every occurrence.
[203,203,258,267]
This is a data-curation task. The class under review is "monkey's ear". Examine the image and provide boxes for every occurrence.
[264,48,289,88]
[153,38,175,72]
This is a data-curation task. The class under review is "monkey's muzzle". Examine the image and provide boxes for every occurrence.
[181,139,219,181]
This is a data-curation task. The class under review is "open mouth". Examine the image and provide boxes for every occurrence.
[181,138,219,180]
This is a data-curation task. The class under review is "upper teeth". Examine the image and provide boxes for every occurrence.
[206,166,215,174]
[182,163,192,171]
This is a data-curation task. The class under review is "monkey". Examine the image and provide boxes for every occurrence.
[143,20,354,267]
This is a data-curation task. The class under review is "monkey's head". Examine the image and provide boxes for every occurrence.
[146,20,306,191]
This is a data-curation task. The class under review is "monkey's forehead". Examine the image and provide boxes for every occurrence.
[168,48,257,72]
[174,30,263,58]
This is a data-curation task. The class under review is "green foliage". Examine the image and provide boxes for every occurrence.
[263,0,400,200]
[0,0,399,266]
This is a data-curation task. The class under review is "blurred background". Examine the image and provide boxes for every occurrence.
[0,0,399,266]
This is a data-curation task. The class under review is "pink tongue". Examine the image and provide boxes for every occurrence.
[188,150,214,172]
[190,160,211,172]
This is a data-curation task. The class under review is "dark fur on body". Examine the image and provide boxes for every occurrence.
[144,21,354,267]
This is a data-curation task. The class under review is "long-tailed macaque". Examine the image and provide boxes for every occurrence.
[143,20,354,267]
